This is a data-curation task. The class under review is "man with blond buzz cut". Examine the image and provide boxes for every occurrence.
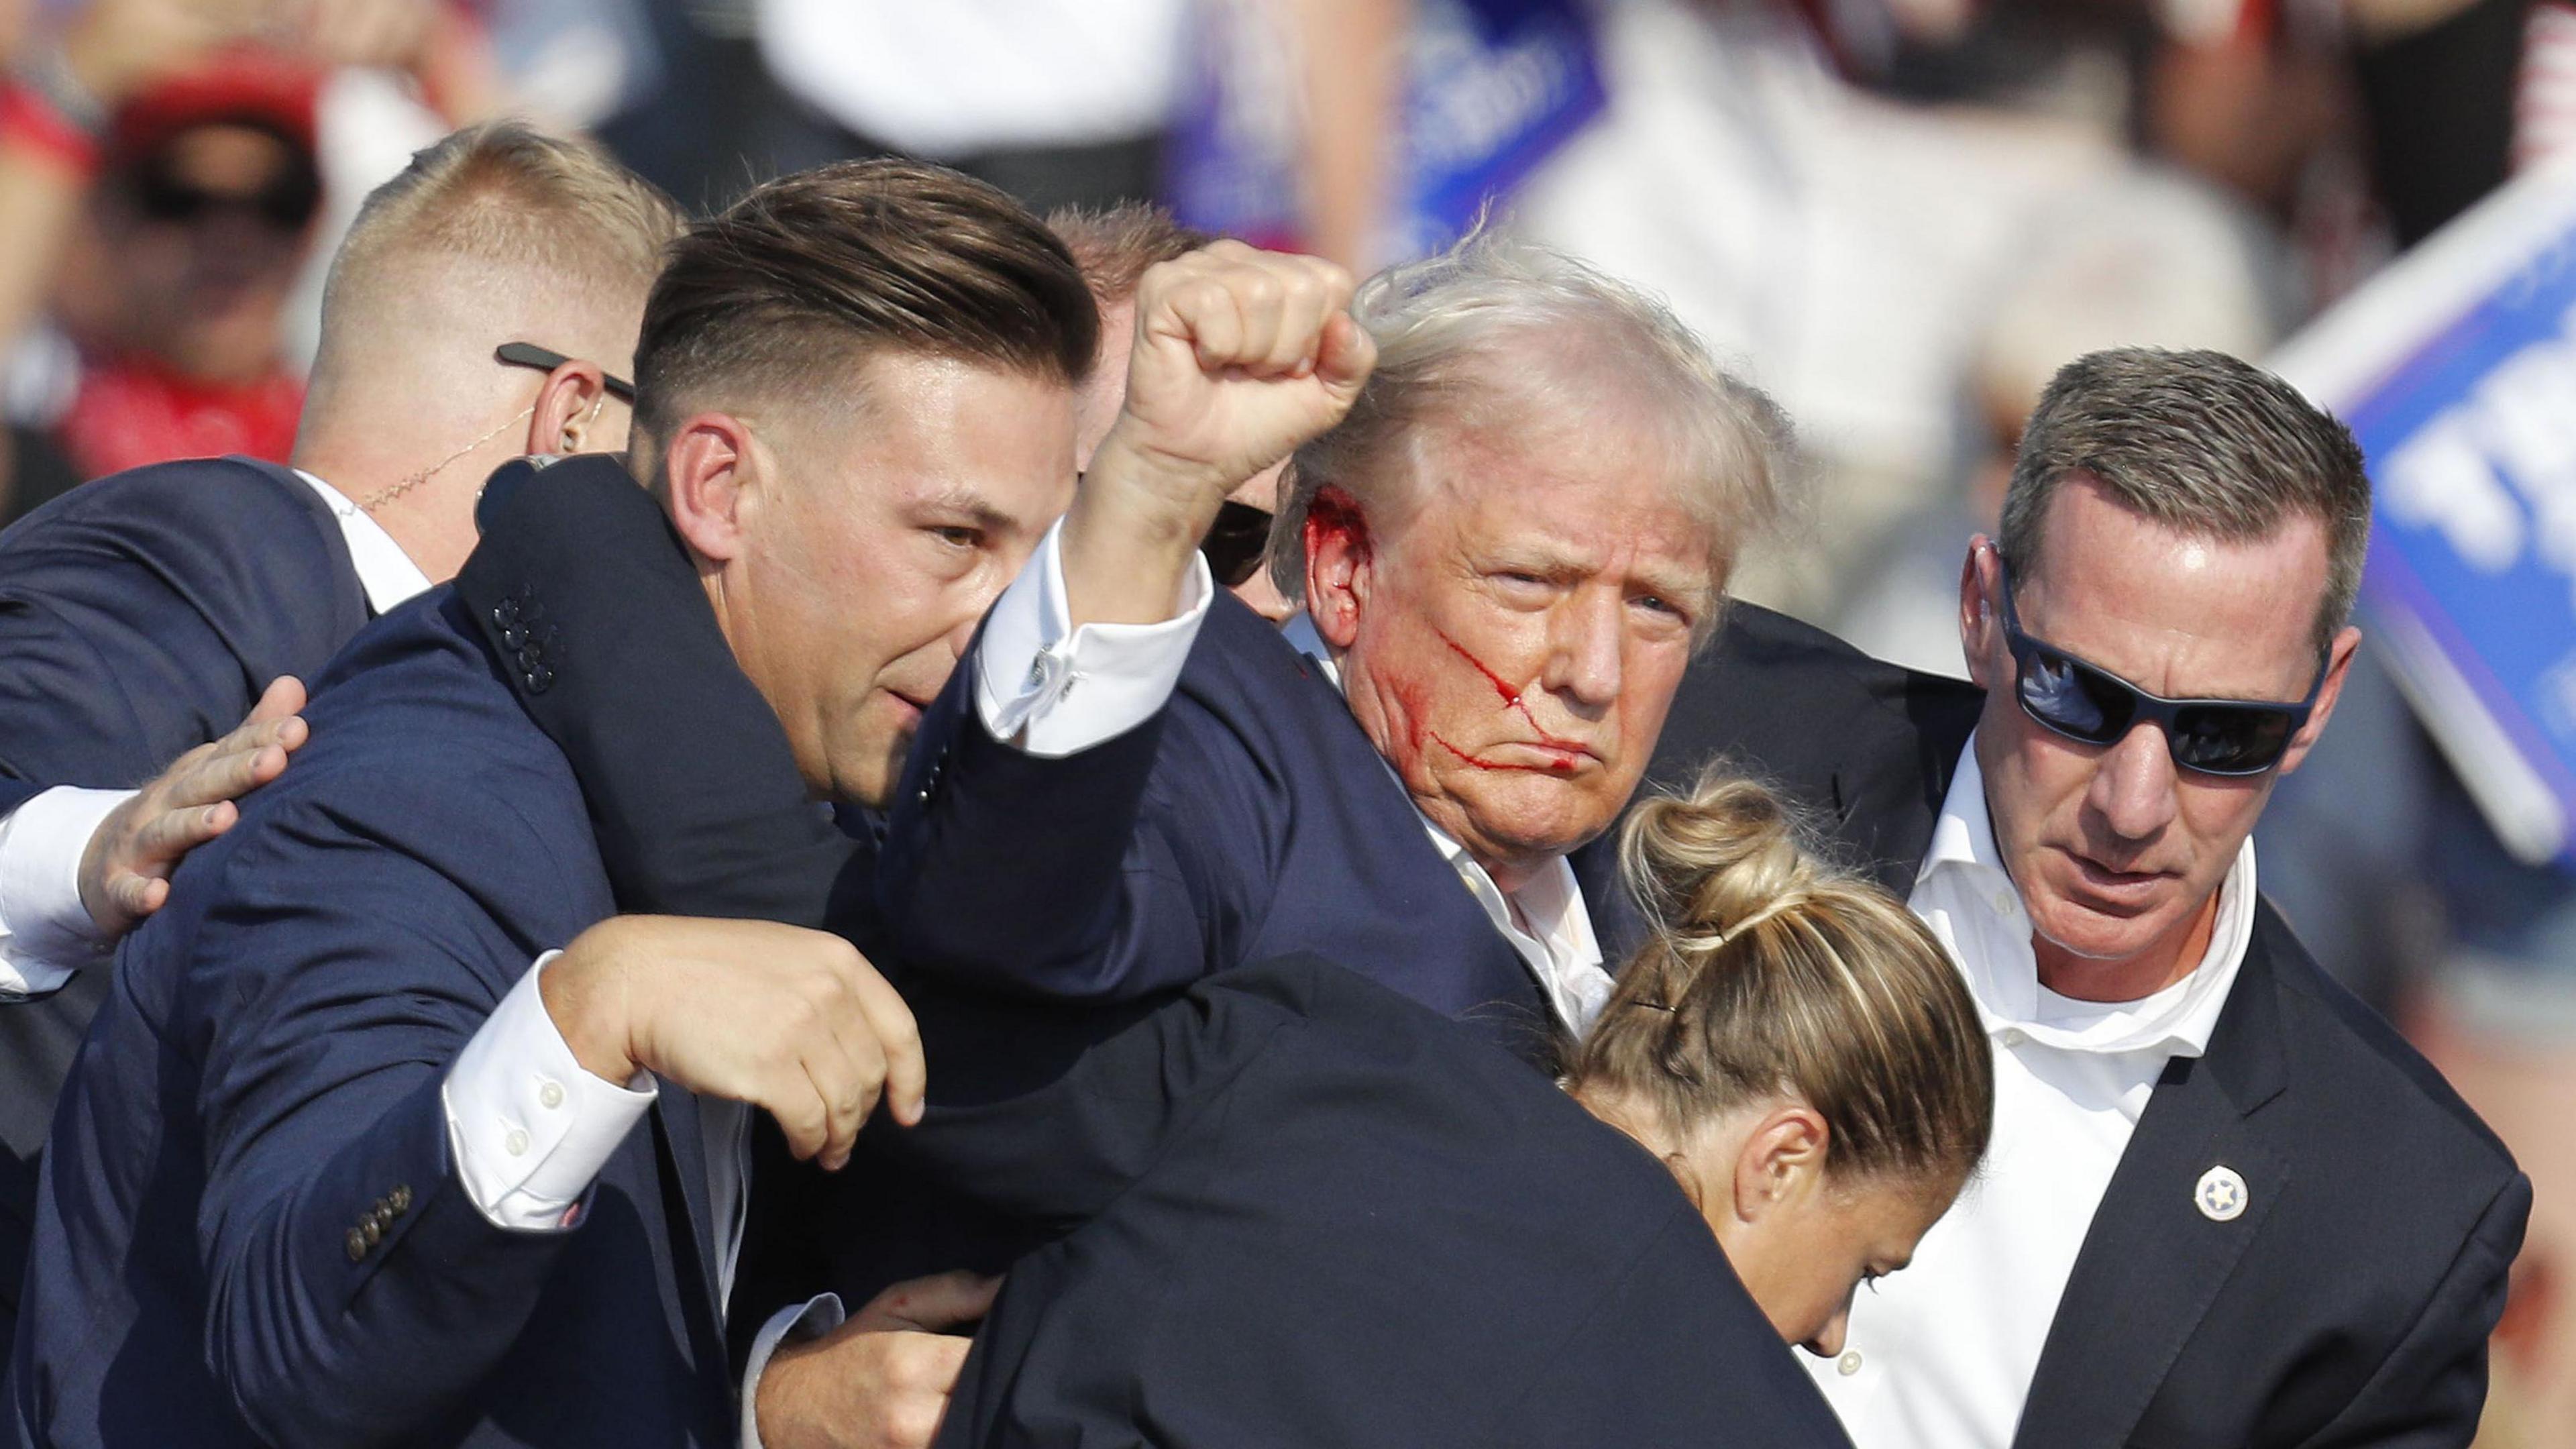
[0,119,677,1348]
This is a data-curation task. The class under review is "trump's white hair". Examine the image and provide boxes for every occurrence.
[1265,229,1795,632]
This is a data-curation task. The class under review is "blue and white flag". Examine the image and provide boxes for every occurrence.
[2272,167,2576,866]
[1165,0,1604,264]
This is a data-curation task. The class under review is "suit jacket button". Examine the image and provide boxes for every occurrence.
[526,665,555,694]
[388,1185,412,1215]
[362,1218,383,1247]
[500,623,529,651]
[490,598,520,626]
[345,1228,368,1263]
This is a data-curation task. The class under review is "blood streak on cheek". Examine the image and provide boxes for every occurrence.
[1429,627,1589,762]
[1436,628,1521,706]
[1381,671,1432,774]
[1427,733,1570,773]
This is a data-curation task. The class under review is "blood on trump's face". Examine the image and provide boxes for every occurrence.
[1309,423,1717,892]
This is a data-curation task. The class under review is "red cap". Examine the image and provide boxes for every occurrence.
[107,47,324,166]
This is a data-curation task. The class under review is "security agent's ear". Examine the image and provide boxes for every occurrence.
[1731,1103,1832,1224]
[1304,484,1373,650]
[1958,536,2006,691]
[523,358,625,458]
[661,413,763,565]
[2275,623,2363,778]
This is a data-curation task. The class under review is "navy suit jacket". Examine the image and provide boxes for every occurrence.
[11,592,735,1448]
[0,456,369,1347]
[1582,610,2531,1449]
[876,592,1551,1049]
[906,953,1852,1449]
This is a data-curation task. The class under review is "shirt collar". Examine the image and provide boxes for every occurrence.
[1913,735,2255,1058]
[294,469,433,615]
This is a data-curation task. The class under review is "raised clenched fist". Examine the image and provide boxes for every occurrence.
[1064,242,1376,631]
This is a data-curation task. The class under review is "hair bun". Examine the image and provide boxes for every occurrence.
[1618,768,1821,949]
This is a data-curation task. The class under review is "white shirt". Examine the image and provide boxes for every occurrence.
[0,471,427,997]
[1803,737,2257,1448]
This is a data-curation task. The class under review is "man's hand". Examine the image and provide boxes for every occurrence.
[538,916,925,1170]
[756,1272,1000,1449]
[77,676,308,939]
[1069,241,1375,628]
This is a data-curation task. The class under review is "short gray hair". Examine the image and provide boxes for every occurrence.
[2002,347,2370,655]
[1265,230,1793,632]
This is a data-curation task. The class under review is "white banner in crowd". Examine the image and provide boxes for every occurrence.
[2272,165,2576,868]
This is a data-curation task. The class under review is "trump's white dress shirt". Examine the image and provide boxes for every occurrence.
[1803,737,2256,1448]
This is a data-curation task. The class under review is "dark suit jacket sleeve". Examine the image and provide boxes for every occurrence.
[873,639,1277,1003]
[452,455,861,929]
[0,467,350,798]
[2306,1171,2531,1448]
[896,961,1309,1230]
[184,773,588,1448]
[0,587,205,797]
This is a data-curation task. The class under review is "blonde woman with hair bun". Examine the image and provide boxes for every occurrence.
[1568,768,1994,1354]
[887,768,1993,1446]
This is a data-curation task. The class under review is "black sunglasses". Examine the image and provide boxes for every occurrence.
[495,343,637,403]
[130,168,321,231]
[1199,500,1275,588]
[1994,557,2325,777]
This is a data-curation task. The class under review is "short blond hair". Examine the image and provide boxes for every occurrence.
[313,121,682,378]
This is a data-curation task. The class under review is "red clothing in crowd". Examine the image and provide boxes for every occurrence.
[52,358,304,480]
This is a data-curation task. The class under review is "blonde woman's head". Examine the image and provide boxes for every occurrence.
[1568,769,1992,1354]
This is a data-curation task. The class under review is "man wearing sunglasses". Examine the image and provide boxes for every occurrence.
[0,120,674,1352]
[1615,346,2529,1448]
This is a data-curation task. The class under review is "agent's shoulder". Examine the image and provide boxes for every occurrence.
[1202,956,1610,1150]
[6,455,323,541]
[2258,905,2520,1191]
[0,456,343,593]
[1697,602,1982,731]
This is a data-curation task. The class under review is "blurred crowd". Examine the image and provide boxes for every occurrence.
[0,0,2570,1440]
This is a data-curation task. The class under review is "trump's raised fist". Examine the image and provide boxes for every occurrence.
[1102,243,1373,521]
[1067,243,1375,629]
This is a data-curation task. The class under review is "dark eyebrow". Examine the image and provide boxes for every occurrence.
[912,486,1020,535]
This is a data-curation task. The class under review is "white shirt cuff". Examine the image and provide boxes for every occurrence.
[0,786,131,997]
[440,951,656,1232]
[740,1293,847,1449]
[973,516,1214,759]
